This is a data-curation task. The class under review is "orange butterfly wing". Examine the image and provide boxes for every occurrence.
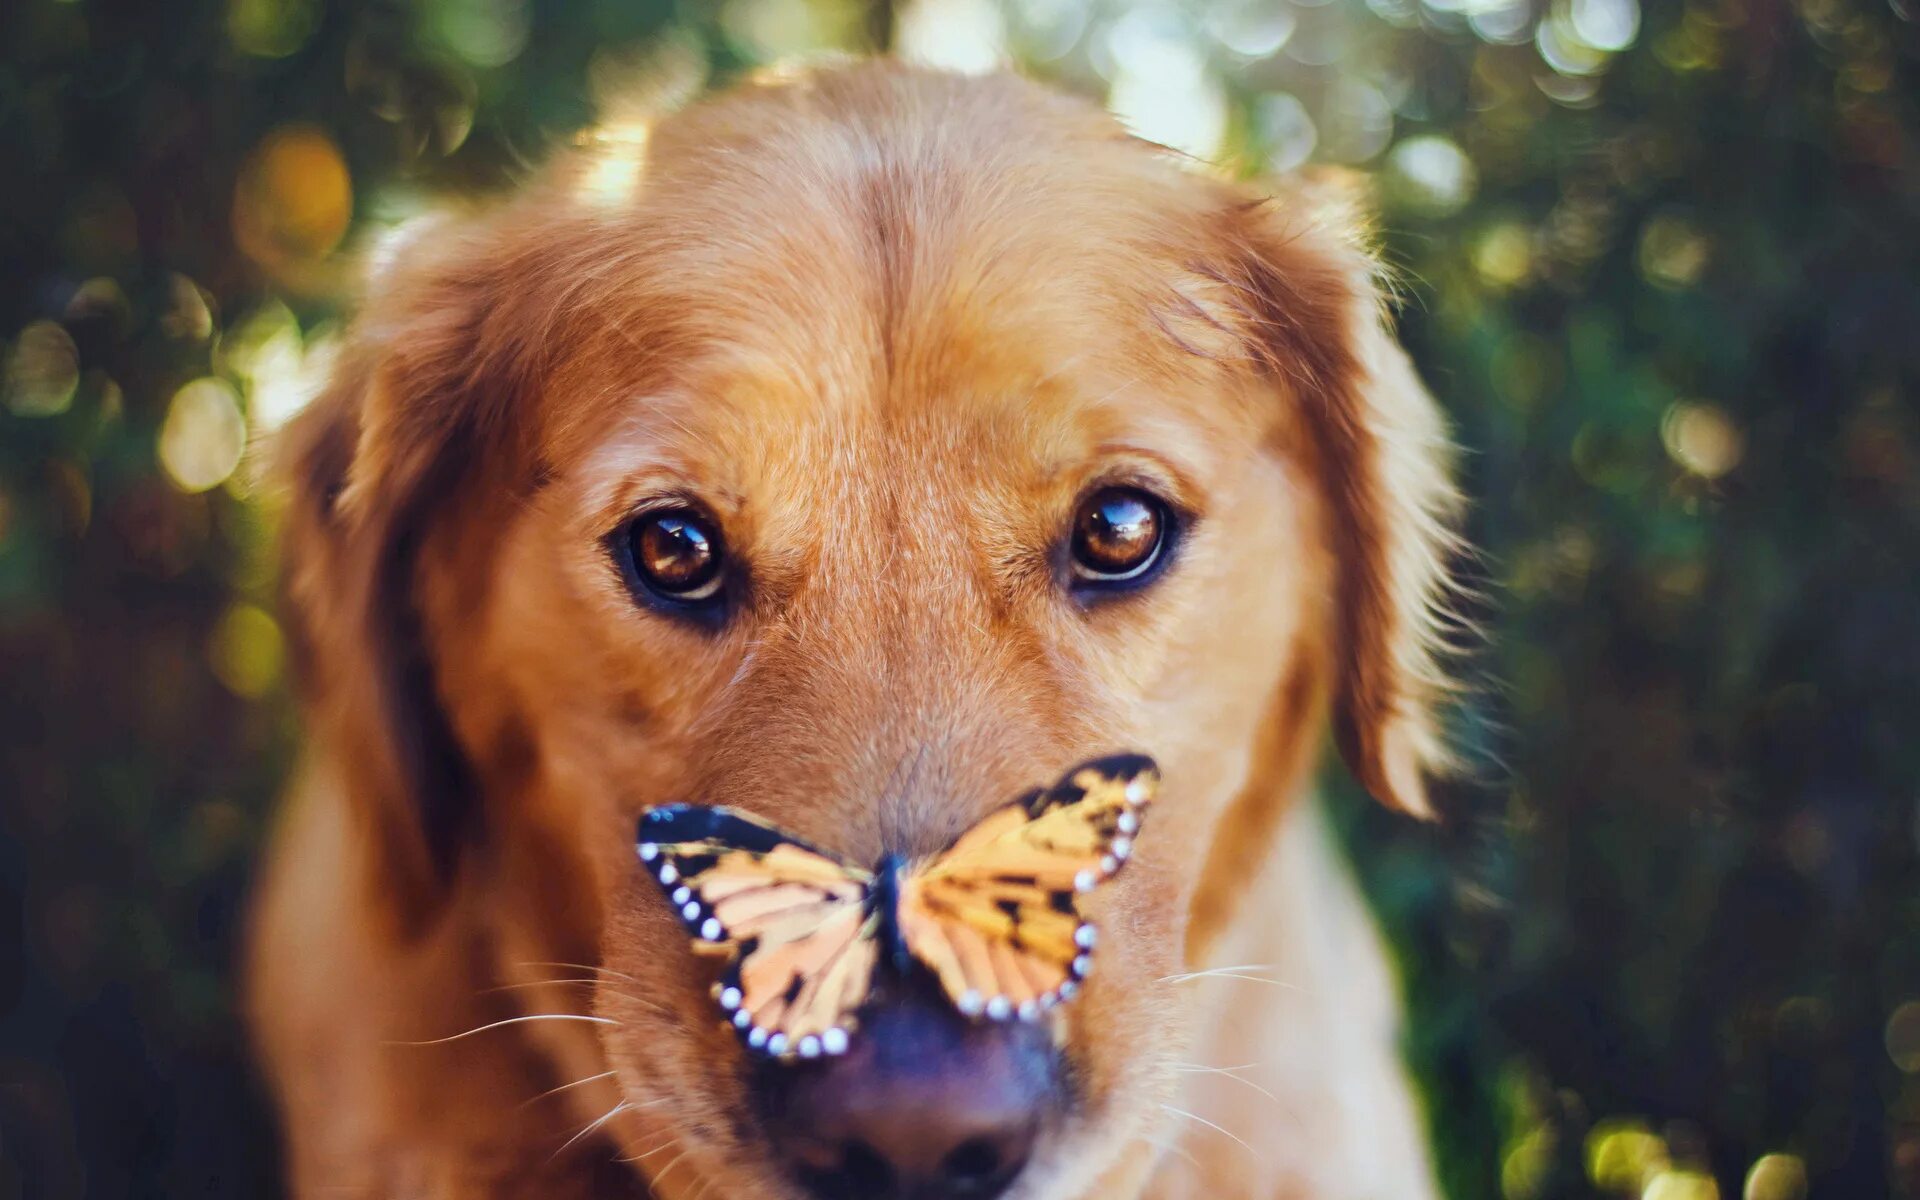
[896,754,1157,1022]
[638,806,876,1060]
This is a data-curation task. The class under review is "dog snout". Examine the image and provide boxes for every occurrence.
[758,990,1059,1200]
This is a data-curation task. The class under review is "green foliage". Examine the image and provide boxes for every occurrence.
[3,0,1918,1196]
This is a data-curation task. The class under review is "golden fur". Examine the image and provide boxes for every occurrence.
[246,62,1458,1199]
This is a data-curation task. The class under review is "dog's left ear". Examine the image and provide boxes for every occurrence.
[1211,176,1462,817]
[273,211,564,929]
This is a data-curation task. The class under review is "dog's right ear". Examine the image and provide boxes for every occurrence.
[276,218,557,933]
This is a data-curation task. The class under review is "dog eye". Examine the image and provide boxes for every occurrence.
[1069,487,1169,588]
[621,508,725,605]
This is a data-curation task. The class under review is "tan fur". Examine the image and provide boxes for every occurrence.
[246,62,1456,1200]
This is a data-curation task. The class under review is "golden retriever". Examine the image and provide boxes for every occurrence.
[246,61,1458,1200]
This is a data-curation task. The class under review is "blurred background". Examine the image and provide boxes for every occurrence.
[3,0,1918,1196]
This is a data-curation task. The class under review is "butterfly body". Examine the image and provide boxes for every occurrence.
[636,754,1157,1062]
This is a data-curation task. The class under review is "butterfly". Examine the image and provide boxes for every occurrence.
[635,754,1157,1062]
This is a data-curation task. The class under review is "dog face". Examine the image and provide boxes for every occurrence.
[277,65,1455,1200]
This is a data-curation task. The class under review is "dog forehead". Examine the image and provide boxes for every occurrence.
[541,67,1267,516]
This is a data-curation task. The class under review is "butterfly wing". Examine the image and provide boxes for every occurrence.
[637,805,876,1060]
[896,754,1157,1022]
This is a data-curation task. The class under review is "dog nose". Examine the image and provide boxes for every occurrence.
[758,992,1056,1200]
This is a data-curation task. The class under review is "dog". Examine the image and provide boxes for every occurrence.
[246,61,1459,1200]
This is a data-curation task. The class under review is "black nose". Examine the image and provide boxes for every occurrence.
[757,990,1057,1200]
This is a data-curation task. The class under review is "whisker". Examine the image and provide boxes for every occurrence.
[482,978,677,1019]
[1158,1103,1255,1158]
[619,1135,682,1164]
[521,1070,617,1109]
[1179,1060,1257,1072]
[651,1147,693,1188]
[1171,1062,1279,1103]
[1143,1133,1202,1171]
[390,1013,618,1046]
[1156,964,1299,991]
[552,1100,631,1162]
[516,960,647,988]
[484,977,603,992]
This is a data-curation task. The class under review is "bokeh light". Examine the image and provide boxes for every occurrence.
[1385,135,1478,216]
[1255,92,1319,171]
[158,379,248,494]
[1643,1169,1721,1200]
[1638,213,1711,289]
[226,0,319,58]
[1661,402,1744,480]
[1742,1154,1808,1200]
[233,126,354,270]
[1103,10,1228,159]
[428,0,531,68]
[1886,999,1920,1072]
[1587,1118,1670,1192]
[3,320,79,418]
[219,302,335,432]
[207,603,286,699]
[896,0,1008,73]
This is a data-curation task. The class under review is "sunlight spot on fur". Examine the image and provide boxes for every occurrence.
[577,123,651,209]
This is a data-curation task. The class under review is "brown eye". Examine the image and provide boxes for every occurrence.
[625,509,724,603]
[1070,487,1169,586]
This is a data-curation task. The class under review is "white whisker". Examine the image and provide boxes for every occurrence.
[391,1013,617,1046]
[1158,1103,1255,1157]
[485,977,602,992]
[552,1100,631,1162]
[620,1135,681,1164]
[1156,964,1299,991]
[1143,1134,1201,1171]
[1171,1062,1278,1103]
[516,960,646,987]
[484,977,676,1019]
[650,1147,693,1188]
[521,1070,617,1108]
[1180,1060,1257,1072]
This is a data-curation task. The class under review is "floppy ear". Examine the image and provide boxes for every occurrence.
[1212,177,1463,817]
[276,219,555,928]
